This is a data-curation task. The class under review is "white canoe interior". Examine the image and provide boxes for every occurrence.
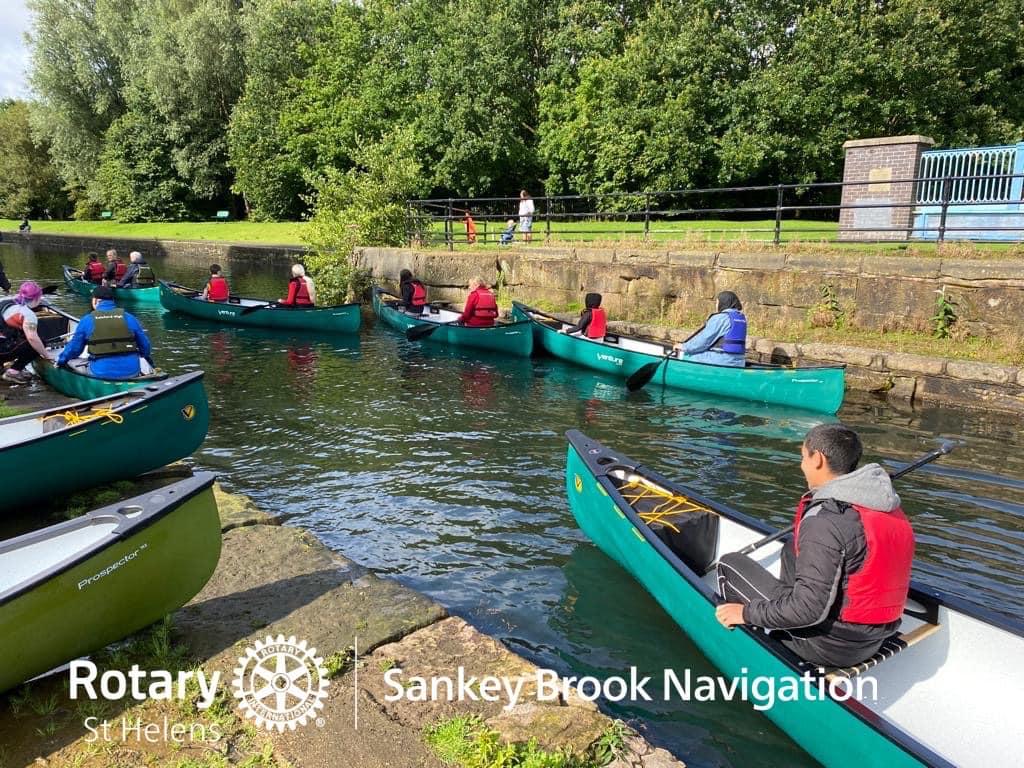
[611,469,1024,768]
[0,391,142,448]
[522,306,676,356]
[0,517,122,598]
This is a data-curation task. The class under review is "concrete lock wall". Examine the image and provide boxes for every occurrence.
[358,245,1024,337]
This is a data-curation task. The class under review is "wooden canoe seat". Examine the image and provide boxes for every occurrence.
[821,621,941,681]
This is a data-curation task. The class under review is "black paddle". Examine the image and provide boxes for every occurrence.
[715,440,958,568]
[626,321,708,392]
[406,320,458,341]
[42,285,60,295]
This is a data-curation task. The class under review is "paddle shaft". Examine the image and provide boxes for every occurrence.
[625,321,708,392]
[729,441,957,560]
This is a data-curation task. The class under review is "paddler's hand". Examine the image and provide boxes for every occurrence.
[715,603,746,628]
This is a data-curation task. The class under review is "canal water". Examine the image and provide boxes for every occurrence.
[4,243,1023,767]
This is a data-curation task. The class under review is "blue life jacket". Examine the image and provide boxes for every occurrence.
[712,308,747,355]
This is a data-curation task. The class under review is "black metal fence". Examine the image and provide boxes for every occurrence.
[405,173,1024,250]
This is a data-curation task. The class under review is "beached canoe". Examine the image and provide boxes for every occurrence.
[30,303,168,399]
[159,280,362,333]
[0,473,221,693]
[0,372,209,513]
[63,265,161,304]
[565,430,1024,768]
[373,287,532,357]
[512,302,845,414]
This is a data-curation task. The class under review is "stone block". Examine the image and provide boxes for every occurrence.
[786,253,862,274]
[799,343,881,368]
[941,260,1024,283]
[886,376,918,402]
[574,247,618,264]
[859,255,942,279]
[717,252,787,271]
[667,250,717,268]
[916,375,1024,414]
[884,353,946,376]
[944,361,1016,385]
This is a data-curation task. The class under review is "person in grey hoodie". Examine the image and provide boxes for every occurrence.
[715,423,915,667]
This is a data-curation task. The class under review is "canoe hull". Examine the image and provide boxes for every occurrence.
[514,303,844,413]
[373,288,532,357]
[159,281,362,333]
[0,475,221,693]
[34,356,168,399]
[63,266,160,304]
[565,432,930,768]
[0,372,210,513]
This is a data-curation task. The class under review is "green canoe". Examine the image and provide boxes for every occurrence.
[513,302,845,414]
[373,287,533,357]
[159,280,362,333]
[0,372,209,513]
[565,430,1024,768]
[31,303,168,399]
[0,473,221,694]
[63,264,161,304]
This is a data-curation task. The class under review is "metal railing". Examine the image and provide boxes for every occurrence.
[917,144,1024,205]
[406,172,1024,250]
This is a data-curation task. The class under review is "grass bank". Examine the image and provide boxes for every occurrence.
[1,219,307,245]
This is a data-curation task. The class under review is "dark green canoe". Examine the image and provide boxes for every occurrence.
[512,302,845,414]
[565,430,1023,768]
[159,280,362,333]
[0,372,209,513]
[373,287,533,357]
[63,265,161,304]
[0,473,221,693]
[31,303,168,399]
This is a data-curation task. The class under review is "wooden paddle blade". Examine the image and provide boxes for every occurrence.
[406,323,439,341]
[625,359,665,391]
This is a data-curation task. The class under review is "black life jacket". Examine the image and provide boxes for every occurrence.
[88,308,138,358]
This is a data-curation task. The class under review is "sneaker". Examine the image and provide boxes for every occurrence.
[2,368,32,384]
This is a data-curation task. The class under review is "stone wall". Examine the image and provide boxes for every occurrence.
[357,245,1024,337]
[0,231,304,267]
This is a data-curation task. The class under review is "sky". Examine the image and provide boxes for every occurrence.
[0,0,32,100]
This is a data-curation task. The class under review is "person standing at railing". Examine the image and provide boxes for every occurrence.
[518,190,535,243]
[463,209,477,244]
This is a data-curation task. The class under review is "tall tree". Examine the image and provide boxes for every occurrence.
[0,101,71,218]
[228,0,333,220]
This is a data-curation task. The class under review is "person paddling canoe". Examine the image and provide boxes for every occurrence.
[674,291,747,367]
[57,285,155,379]
[458,277,498,328]
[716,424,915,667]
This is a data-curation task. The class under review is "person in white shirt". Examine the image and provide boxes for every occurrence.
[518,190,535,243]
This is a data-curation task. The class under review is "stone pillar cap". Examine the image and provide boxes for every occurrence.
[843,135,935,149]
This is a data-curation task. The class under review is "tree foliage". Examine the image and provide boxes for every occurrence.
[0,101,70,218]
[20,0,1024,228]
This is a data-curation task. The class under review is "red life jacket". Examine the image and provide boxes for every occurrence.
[289,277,313,305]
[85,261,106,282]
[410,280,427,308]
[207,275,229,302]
[586,307,607,339]
[114,262,127,279]
[466,287,498,327]
[794,495,914,625]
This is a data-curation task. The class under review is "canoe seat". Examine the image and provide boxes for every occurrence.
[818,621,941,681]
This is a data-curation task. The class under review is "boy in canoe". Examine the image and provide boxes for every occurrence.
[201,264,230,302]
[560,292,607,339]
[57,285,155,379]
[715,424,915,667]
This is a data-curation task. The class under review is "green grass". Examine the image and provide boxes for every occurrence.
[0,404,23,418]
[424,715,625,768]
[0,219,307,245]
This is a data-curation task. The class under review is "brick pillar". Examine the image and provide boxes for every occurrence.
[838,135,934,241]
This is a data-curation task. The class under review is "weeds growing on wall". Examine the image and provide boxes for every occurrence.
[932,287,959,339]
[807,283,846,329]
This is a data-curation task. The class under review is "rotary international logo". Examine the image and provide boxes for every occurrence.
[232,635,330,732]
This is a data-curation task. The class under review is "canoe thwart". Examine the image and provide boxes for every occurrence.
[819,621,942,682]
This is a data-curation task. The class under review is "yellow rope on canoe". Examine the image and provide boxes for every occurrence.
[40,406,124,427]
[620,477,713,532]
